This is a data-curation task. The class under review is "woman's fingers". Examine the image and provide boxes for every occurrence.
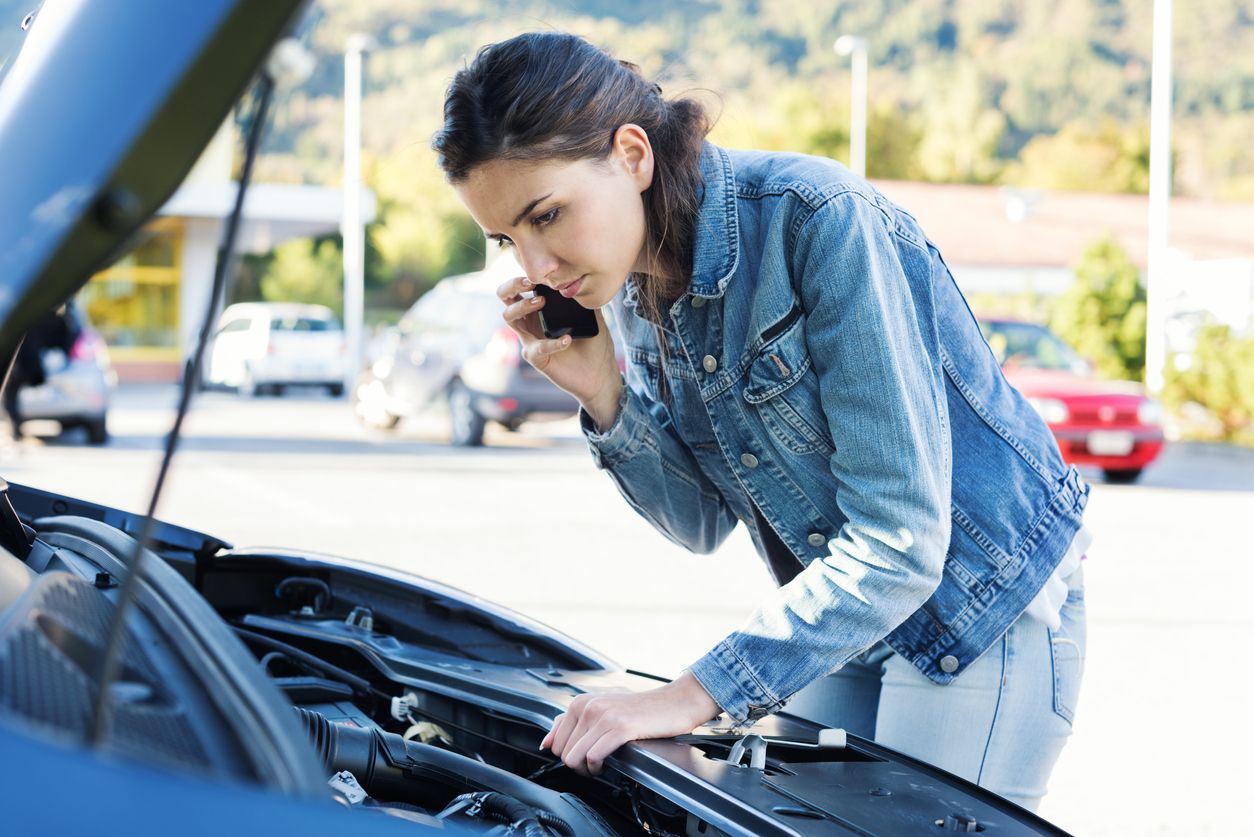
[539,715,562,752]
[496,274,533,304]
[582,727,627,776]
[522,334,572,367]
[502,292,544,331]
[545,708,579,759]
[562,722,626,777]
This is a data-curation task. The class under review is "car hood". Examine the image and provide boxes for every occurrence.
[1003,367,1147,402]
[0,0,307,364]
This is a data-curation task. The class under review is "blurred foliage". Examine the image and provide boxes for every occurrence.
[260,236,346,314]
[1049,236,1147,381]
[1163,323,1254,444]
[242,0,1254,308]
[1004,120,1152,193]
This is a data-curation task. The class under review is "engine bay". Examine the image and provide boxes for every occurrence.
[0,481,1068,836]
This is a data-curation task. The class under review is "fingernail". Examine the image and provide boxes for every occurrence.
[521,277,531,286]
[561,336,571,346]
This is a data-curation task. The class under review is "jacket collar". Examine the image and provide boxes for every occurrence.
[621,141,739,319]
[688,141,740,298]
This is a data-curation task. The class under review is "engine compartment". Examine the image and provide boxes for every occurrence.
[0,483,1071,837]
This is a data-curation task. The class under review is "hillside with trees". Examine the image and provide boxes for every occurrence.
[239,0,1254,311]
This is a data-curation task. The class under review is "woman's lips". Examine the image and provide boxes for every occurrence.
[557,275,586,297]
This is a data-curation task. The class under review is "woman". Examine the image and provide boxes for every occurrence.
[434,32,1088,811]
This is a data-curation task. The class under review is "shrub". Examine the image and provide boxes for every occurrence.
[1162,323,1254,444]
[1049,236,1146,381]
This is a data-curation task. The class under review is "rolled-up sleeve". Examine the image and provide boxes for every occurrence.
[687,191,952,725]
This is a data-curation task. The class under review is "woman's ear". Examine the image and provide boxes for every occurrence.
[612,123,654,192]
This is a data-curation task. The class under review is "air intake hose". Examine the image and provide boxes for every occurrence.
[293,707,597,835]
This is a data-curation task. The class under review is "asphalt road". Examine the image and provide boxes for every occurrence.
[4,384,1252,836]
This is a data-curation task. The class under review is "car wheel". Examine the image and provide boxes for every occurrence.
[327,383,345,398]
[1103,468,1143,484]
[448,379,485,447]
[84,418,108,446]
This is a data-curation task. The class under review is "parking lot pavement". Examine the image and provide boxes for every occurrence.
[5,383,1253,835]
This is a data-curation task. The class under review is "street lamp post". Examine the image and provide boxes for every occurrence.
[834,35,868,179]
[1145,0,1173,394]
[342,33,375,394]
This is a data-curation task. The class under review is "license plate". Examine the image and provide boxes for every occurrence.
[1087,430,1135,456]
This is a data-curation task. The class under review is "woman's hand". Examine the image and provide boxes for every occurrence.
[539,671,721,776]
[498,275,622,429]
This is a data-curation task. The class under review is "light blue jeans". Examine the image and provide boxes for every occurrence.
[783,567,1086,812]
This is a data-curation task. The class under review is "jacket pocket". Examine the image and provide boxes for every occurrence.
[741,309,834,456]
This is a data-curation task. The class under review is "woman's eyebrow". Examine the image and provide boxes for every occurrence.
[511,193,553,226]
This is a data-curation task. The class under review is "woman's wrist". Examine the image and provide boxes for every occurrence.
[582,374,624,432]
[667,670,721,721]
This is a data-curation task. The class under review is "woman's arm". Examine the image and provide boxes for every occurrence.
[687,190,953,724]
[580,367,740,555]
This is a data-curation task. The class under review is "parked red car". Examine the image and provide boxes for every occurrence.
[981,318,1165,483]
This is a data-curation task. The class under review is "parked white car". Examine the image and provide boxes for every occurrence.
[205,302,348,397]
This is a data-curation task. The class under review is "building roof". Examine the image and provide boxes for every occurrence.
[872,180,1254,269]
[158,181,377,252]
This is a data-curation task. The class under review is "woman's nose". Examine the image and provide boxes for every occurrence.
[515,241,559,285]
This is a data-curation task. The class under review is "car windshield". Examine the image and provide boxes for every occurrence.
[0,2,40,88]
[980,320,1089,374]
[271,316,340,332]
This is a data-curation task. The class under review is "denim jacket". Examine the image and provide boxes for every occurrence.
[581,142,1089,725]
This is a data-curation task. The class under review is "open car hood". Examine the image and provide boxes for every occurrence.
[0,0,307,362]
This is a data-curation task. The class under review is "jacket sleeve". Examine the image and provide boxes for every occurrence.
[580,370,740,556]
[687,190,953,725]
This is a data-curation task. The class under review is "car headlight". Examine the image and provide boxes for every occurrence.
[1137,399,1162,426]
[1027,397,1069,424]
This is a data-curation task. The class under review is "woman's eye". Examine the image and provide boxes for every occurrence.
[495,237,514,249]
[532,207,560,227]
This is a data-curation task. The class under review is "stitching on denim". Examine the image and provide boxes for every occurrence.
[743,353,812,403]
[950,505,1011,565]
[940,549,981,590]
[761,397,832,456]
[939,350,1051,483]
[719,640,782,708]
[658,454,723,501]
[976,634,1009,786]
[916,482,1086,665]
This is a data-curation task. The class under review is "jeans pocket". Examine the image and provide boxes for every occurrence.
[1048,584,1086,726]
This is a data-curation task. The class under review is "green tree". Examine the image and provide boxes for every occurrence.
[1005,120,1153,193]
[1049,236,1146,381]
[368,148,486,307]
[260,236,345,314]
[916,60,1005,183]
[1162,323,1254,443]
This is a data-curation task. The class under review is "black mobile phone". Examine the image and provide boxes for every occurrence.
[534,283,599,339]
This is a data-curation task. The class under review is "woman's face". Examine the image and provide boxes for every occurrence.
[453,125,654,309]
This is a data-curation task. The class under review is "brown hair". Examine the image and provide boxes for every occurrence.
[433,32,712,327]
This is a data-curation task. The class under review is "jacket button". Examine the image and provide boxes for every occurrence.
[939,655,960,673]
[740,453,759,469]
[807,532,826,547]
[691,296,707,309]
[702,355,718,374]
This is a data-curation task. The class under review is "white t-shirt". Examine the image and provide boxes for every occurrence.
[1023,525,1090,630]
